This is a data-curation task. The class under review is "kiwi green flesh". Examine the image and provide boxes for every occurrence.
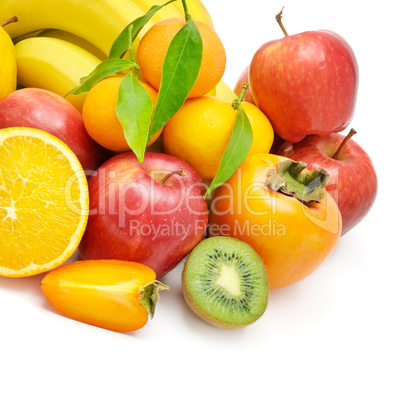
[182,237,269,328]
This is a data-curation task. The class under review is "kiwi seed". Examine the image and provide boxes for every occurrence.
[182,236,269,329]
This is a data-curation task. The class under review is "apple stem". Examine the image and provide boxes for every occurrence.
[275,7,289,37]
[232,82,248,110]
[160,170,186,184]
[331,128,357,160]
[0,16,18,27]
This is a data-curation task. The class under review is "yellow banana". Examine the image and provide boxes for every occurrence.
[0,17,17,100]
[1,0,151,57]
[130,0,213,26]
[12,30,44,45]
[131,0,183,22]
[38,30,107,61]
[215,80,238,102]
[15,37,102,112]
[172,0,214,27]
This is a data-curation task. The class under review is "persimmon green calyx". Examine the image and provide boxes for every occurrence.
[266,160,329,206]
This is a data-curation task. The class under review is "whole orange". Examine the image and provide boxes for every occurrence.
[162,96,274,180]
[82,75,162,152]
[136,18,226,98]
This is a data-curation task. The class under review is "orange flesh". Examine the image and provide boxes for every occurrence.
[0,127,89,277]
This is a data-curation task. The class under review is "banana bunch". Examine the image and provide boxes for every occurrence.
[133,0,214,26]
[15,37,102,112]
[2,0,235,109]
[2,0,150,56]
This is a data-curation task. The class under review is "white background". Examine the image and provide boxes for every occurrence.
[1,0,401,401]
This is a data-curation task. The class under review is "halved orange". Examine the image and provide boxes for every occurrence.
[0,127,89,277]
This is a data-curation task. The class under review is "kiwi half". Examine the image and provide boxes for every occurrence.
[182,236,269,329]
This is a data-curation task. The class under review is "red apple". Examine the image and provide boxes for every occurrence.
[249,12,358,142]
[79,151,209,278]
[0,88,109,172]
[277,129,377,235]
[270,132,286,154]
[234,65,255,105]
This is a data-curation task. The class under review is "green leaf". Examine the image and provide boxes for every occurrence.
[109,0,177,59]
[205,106,253,197]
[116,70,153,163]
[66,59,138,96]
[148,17,203,141]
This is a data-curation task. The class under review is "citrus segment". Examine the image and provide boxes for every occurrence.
[0,127,89,277]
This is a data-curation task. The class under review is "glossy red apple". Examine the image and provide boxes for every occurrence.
[234,65,255,105]
[277,129,377,235]
[0,88,109,172]
[249,11,358,142]
[79,151,209,278]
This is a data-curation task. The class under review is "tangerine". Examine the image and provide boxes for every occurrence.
[82,75,162,152]
[136,18,226,98]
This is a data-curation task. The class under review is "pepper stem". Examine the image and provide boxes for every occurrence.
[275,7,289,37]
[160,170,186,185]
[266,160,329,206]
[331,128,357,160]
[139,280,169,318]
[0,16,18,27]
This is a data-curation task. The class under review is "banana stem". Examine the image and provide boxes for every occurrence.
[0,16,18,27]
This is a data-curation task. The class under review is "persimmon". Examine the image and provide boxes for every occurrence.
[208,153,342,289]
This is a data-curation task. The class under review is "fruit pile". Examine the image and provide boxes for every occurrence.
[0,1,377,332]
